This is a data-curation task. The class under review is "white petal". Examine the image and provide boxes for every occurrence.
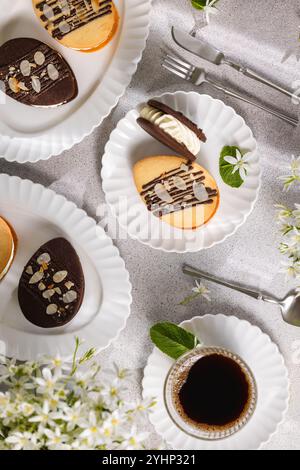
[224,156,238,165]
[239,167,247,180]
[235,149,243,160]
[232,165,239,174]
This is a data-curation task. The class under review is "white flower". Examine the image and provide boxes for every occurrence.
[44,428,71,451]
[60,401,86,432]
[79,411,105,446]
[224,149,251,181]
[18,402,35,417]
[35,368,61,395]
[41,354,71,372]
[203,0,219,24]
[29,401,58,428]
[5,432,38,450]
[192,280,211,301]
[279,155,300,190]
[280,260,300,280]
[120,426,149,450]
[0,339,156,451]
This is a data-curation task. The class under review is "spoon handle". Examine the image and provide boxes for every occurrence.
[182,264,264,301]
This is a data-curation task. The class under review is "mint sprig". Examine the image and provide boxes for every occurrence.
[191,0,219,10]
[219,145,244,188]
[150,322,200,360]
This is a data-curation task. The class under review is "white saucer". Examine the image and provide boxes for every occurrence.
[102,91,260,253]
[143,315,289,450]
[0,0,151,163]
[0,174,132,360]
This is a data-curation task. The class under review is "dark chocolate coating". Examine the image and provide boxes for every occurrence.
[0,38,78,107]
[137,100,207,162]
[148,100,207,143]
[137,117,197,162]
[18,238,85,328]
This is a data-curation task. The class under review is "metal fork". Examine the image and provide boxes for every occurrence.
[162,55,299,127]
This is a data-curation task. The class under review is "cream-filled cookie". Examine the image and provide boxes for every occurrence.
[137,100,207,162]
[134,156,219,230]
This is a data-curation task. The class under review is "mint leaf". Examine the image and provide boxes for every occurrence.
[150,322,200,360]
[191,0,219,10]
[219,145,244,188]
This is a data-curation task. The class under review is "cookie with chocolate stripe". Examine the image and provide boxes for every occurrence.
[32,0,119,52]
[134,156,219,230]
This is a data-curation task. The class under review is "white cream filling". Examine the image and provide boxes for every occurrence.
[140,105,201,156]
[0,238,14,280]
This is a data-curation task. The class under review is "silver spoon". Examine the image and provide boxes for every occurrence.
[183,264,300,327]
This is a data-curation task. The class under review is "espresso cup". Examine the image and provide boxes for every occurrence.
[164,347,257,440]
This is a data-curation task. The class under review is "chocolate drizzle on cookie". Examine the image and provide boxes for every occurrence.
[0,38,78,107]
[140,163,218,217]
[18,238,85,328]
[35,0,113,40]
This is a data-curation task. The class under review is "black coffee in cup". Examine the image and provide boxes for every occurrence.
[166,348,257,438]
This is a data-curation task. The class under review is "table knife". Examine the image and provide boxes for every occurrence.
[172,26,296,100]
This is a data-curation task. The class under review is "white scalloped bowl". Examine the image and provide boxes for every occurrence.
[143,315,289,450]
[0,0,151,163]
[102,91,260,253]
[0,174,132,360]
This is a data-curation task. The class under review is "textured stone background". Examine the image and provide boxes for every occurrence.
[1,0,300,450]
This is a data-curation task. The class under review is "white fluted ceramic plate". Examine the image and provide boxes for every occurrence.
[0,174,132,360]
[102,91,260,253]
[0,0,151,163]
[143,315,289,450]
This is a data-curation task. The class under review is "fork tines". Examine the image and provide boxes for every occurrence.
[162,54,195,81]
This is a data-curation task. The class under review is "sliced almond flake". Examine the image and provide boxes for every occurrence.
[53,271,68,283]
[25,266,33,275]
[37,253,51,265]
[34,51,45,66]
[31,76,41,93]
[180,163,189,172]
[18,82,29,91]
[59,20,71,35]
[173,176,187,191]
[46,304,58,315]
[60,0,71,15]
[20,60,31,77]
[38,282,46,291]
[91,0,100,12]
[54,287,62,295]
[154,183,173,204]
[47,63,59,81]
[193,181,209,203]
[65,281,74,290]
[8,77,20,94]
[29,271,44,285]
[43,4,55,20]
[63,290,77,304]
[43,289,56,301]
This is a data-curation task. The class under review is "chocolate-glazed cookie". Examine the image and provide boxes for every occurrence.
[18,238,85,328]
[0,38,78,107]
[137,100,207,162]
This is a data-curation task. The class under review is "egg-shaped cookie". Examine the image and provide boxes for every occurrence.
[0,217,17,280]
[18,238,85,328]
[134,156,219,230]
[32,0,119,52]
